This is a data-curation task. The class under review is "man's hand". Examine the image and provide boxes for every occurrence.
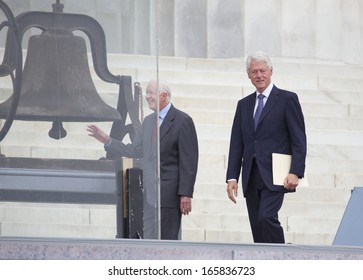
[284,173,299,190]
[226,180,238,204]
[87,124,111,144]
[180,196,192,215]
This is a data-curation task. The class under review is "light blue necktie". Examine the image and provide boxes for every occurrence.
[254,94,265,130]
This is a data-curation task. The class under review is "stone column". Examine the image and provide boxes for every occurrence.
[244,0,282,57]
[281,0,315,59]
[341,0,362,64]
[174,0,208,57]
[207,0,244,58]
[1,0,363,63]
[155,0,175,56]
[315,0,342,61]
[132,0,152,55]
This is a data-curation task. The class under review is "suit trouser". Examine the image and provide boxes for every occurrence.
[245,160,285,243]
[143,203,181,240]
[160,207,181,240]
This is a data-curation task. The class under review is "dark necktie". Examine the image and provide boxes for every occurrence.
[150,116,157,145]
[254,94,265,130]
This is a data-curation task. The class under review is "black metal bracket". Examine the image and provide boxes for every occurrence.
[0,0,22,142]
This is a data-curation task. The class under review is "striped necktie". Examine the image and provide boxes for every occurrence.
[254,94,265,130]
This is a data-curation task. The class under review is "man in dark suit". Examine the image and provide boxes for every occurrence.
[87,79,199,240]
[226,51,307,243]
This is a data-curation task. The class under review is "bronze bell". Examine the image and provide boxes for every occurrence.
[0,24,121,139]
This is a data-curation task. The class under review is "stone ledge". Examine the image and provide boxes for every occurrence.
[0,237,363,260]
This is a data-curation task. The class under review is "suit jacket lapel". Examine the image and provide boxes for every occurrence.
[147,104,175,157]
[147,113,157,157]
[248,93,256,133]
[144,105,175,159]
[160,104,175,143]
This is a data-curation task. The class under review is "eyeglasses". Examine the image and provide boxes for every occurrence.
[248,68,270,76]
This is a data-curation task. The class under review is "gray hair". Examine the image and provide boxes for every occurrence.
[246,51,273,72]
[157,79,172,102]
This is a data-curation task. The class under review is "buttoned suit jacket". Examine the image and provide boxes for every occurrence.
[226,85,307,195]
[106,104,199,208]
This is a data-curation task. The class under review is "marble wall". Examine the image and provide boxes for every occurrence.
[2,0,363,63]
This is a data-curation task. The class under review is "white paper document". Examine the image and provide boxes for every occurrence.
[272,153,308,186]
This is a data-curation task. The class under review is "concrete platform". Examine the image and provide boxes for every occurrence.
[0,237,362,260]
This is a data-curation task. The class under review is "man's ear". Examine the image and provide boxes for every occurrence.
[160,92,167,100]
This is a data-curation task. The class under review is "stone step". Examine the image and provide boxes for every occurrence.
[182,215,341,245]
[205,167,362,191]
[191,197,346,219]
[0,204,341,245]
[0,202,116,226]
[305,116,363,130]
[307,129,363,146]
[132,68,323,91]
[240,86,363,105]
[1,183,348,217]
[172,96,238,113]
[183,212,250,232]
[285,216,342,237]
[171,83,243,100]
[96,63,363,94]
[1,96,362,139]
[0,201,342,246]
[182,227,337,245]
[196,126,363,149]
[0,199,340,241]
[283,232,336,246]
[106,66,363,94]
[88,80,363,111]
[196,166,361,190]
[194,183,352,203]
[302,103,363,118]
[172,96,362,118]
[0,222,116,239]
[0,144,105,160]
[306,156,363,174]
[102,54,363,80]
[2,53,363,104]
[190,110,363,130]
[298,89,363,105]
[2,127,363,172]
[95,81,363,106]
[4,146,362,189]
[1,111,362,146]
[308,144,363,160]
[194,175,356,199]
[3,92,359,126]
[182,128,358,152]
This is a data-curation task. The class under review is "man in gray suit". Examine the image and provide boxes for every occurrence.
[88,79,199,240]
[226,51,307,243]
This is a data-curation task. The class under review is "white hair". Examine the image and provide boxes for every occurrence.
[246,51,273,72]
